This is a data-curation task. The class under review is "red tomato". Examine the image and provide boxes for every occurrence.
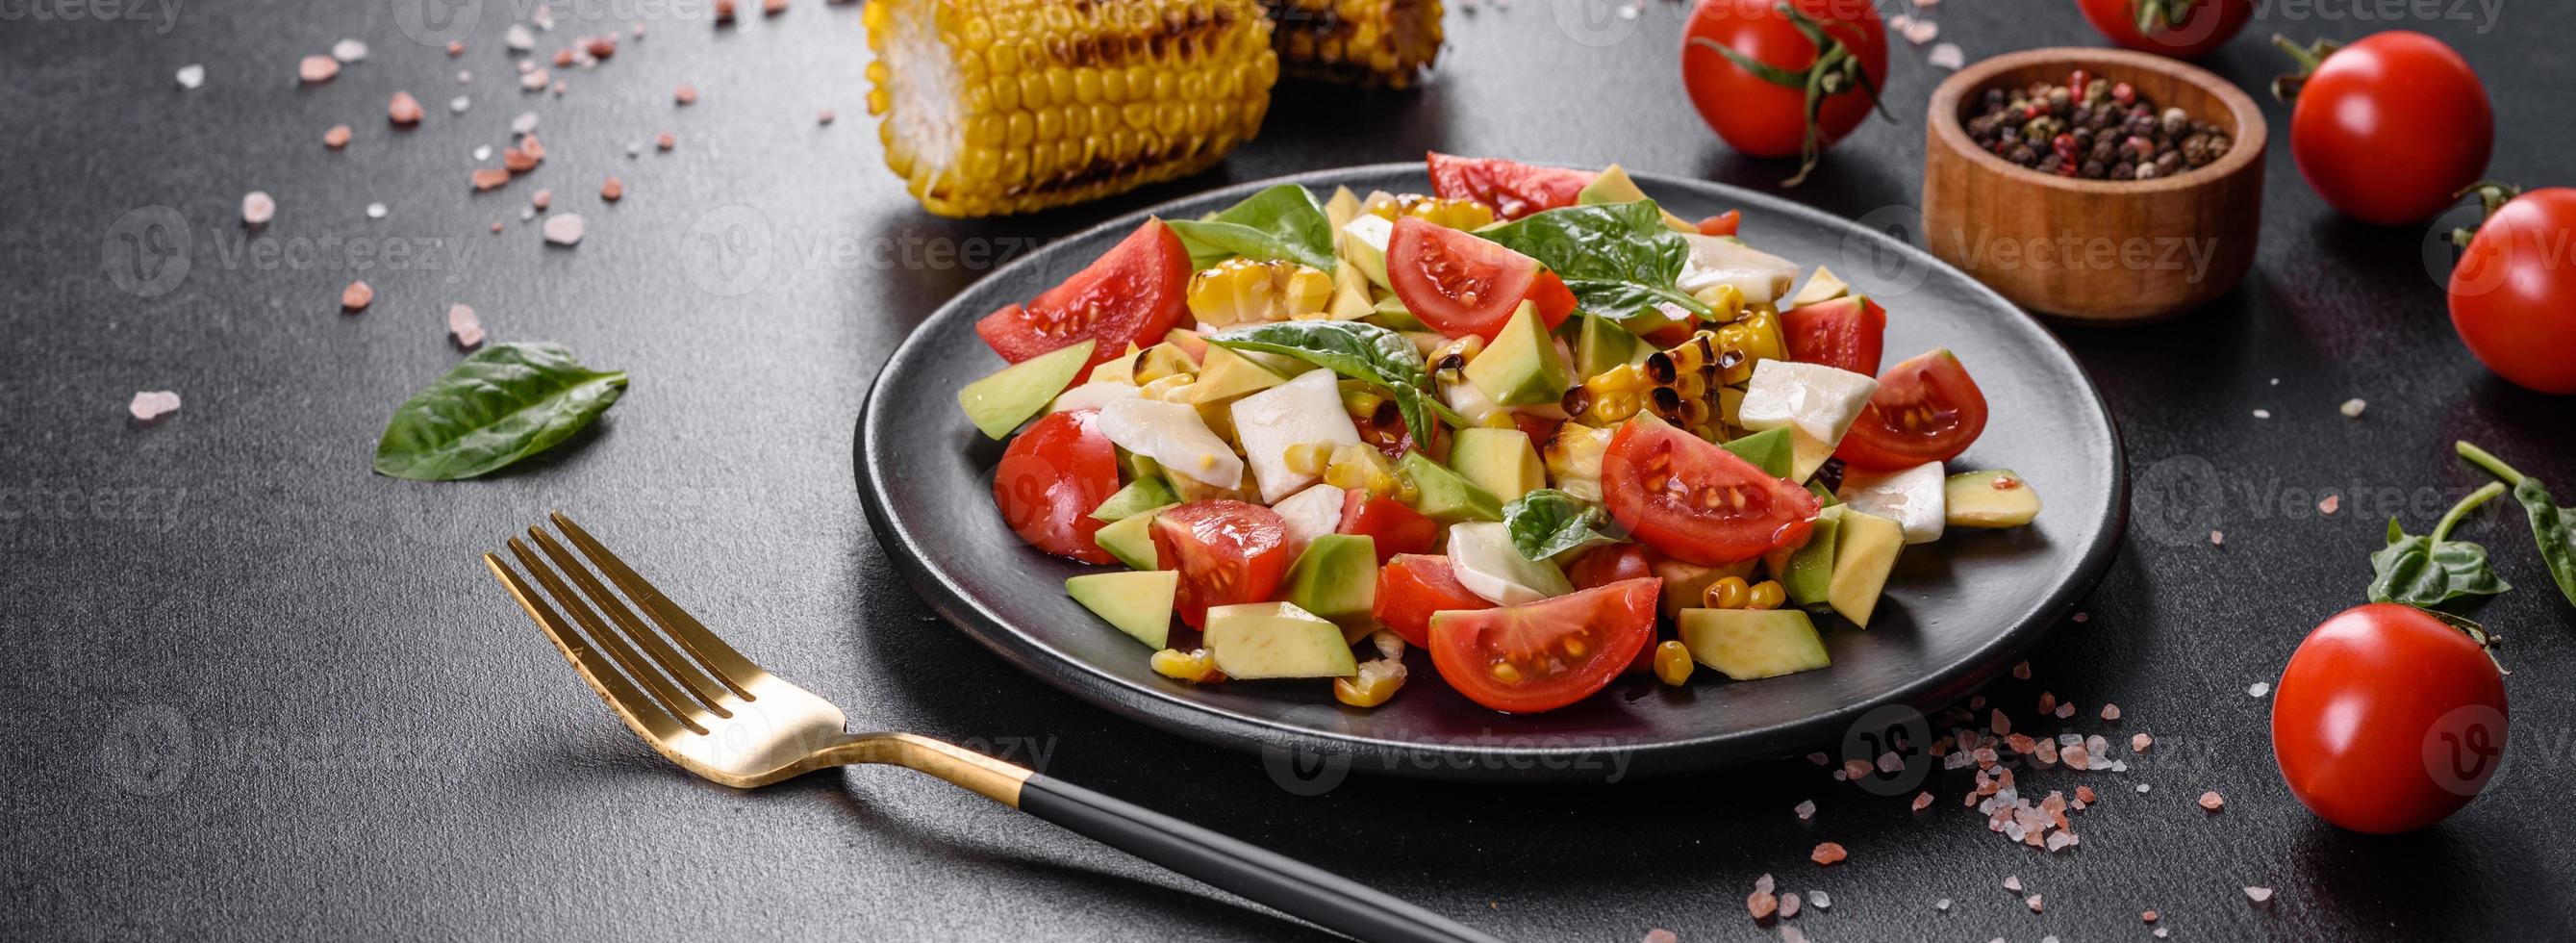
[2075,0,2252,59]
[1373,554,1493,649]
[1601,418,1818,566]
[1566,544,1666,675]
[1680,0,1887,180]
[2273,603,2508,834]
[1780,295,1887,375]
[1507,411,1563,449]
[1835,349,1990,472]
[2280,32,2491,225]
[2448,187,2576,395]
[1386,217,1577,341]
[1427,577,1661,713]
[1696,210,1741,237]
[991,410,1119,564]
[1337,492,1438,563]
[1425,152,1595,220]
[1150,500,1291,629]
[974,219,1190,368]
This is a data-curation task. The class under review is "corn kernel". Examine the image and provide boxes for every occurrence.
[1745,580,1786,611]
[1653,640,1695,686]
[1283,442,1333,475]
[1186,258,1334,326]
[1138,373,1195,401]
[1705,575,1751,610]
[1150,648,1223,683]
[1332,658,1407,708]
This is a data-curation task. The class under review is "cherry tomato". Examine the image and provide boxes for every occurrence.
[1696,211,1741,238]
[975,219,1190,368]
[2076,0,2252,59]
[1428,577,1661,713]
[1680,0,1887,182]
[991,409,1119,564]
[1508,412,1563,449]
[1602,418,1818,566]
[2273,603,2508,834]
[2448,186,2576,395]
[1780,294,1886,375]
[1337,492,1438,564]
[1567,544,1667,675]
[1425,152,1595,220]
[1386,217,1577,341]
[1151,500,1291,629]
[1374,553,1493,649]
[2278,32,2492,225]
[1835,349,1990,472]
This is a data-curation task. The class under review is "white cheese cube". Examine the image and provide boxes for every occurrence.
[1049,381,1140,414]
[1737,360,1879,446]
[1838,462,1948,545]
[1098,398,1243,490]
[1446,522,1574,606]
[1270,484,1347,558]
[1230,370,1362,504]
[1677,233,1799,304]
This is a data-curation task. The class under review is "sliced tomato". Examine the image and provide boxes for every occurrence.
[1565,544,1666,675]
[1696,210,1741,237]
[1373,553,1492,649]
[1150,500,1291,629]
[992,410,1120,564]
[1835,348,1989,472]
[1426,152,1595,220]
[975,219,1189,369]
[1427,577,1661,714]
[1387,217,1576,341]
[1337,492,1438,564]
[1601,418,1818,566]
[1507,411,1563,448]
[1780,295,1886,375]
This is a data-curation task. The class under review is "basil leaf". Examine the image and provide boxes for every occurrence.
[1503,488,1626,561]
[373,343,629,481]
[2507,476,2576,610]
[1476,199,1711,321]
[2367,517,2511,608]
[1203,320,1464,451]
[1166,184,1336,271]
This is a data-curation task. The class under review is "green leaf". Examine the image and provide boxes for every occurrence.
[2506,476,2576,610]
[1203,320,1463,452]
[1166,184,1336,271]
[1475,199,1711,322]
[2367,513,2511,609]
[1502,488,1626,561]
[373,343,629,481]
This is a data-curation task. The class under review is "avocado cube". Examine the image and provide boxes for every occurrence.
[1720,426,1795,480]
[1574,312,1648,380]
[1067,570,1178,649]
[1462,301,1572,407]
[1786,506,1844,607]
[1678,608,1831,680]
[1090,476,1179,523]
[1828,509,1905,627]
[1945,470,2043,528]
[1188,344,1293,405]
[1370,293,1428,332]
[1398,450,1503,524]
[957,339,1097,439]
[1449,428,1547,503]
[1203,602,1358,679]
[1341,215,1394,291]
[1093,503,1175,571]
[1283,534,1378,638]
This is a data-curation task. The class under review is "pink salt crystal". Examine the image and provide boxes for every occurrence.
[2076,785,2097,803]
[1794,800,1816,821]
[1755,873,1775,894]
[2055,701,2076,719]
[2073,611,2090,623]
[521,68,551,91]
[818,108,836,125]
[2101,703,2122,721]
[1969,695,1986,709]
[1990,709,2010,736]
[1843,758,1872,779]
[2011,661,2032,680]
[763,0,786,13]
[341,281,373,311]
[551,48,575,67]
[1779,892,1801,919]
[532,189,553,210]
[2036,692,2056,714]
[1902,17,1938,44]
[2134,732,2153,752]
[2044,830,2075,852]
[1911,791,1933,811]
[2002,876,2022,892]
[674,83,698,105]
[542,214,585,245]
[490,220,504,233]
[1809,843,1846,866]
[2156,930,2170,939]
[2199,790,2226,811]
[472,168,512,191]
[2034,738,2058,766]
[2245,886,2273,903]
[1641,931,1677,943]
[1748,890,1778,920]
[1877,751,1902,774]
[2061,743,2089,770]
[1806,752,1829,766]
[1780,929,1807,943]
[240,191,275,226]
[448,303,485,348]
[128,391,181,421]
[1927,43,1963,69]
[2027,894,2044,913]
[323,124,352,149]
[447,40,466,56]
[2319,494,2340,515]
[2143,909,2159,923]
[600,176,624,201]
[2210,529,2226,546]
[298,55,340,84]
[389,91,424,126]
[656,132,675,151]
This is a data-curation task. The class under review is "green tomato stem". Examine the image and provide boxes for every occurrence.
[2455,440,2527,488]
[2433,481,2508,544]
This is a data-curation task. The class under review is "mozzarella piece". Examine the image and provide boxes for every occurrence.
[1229,370,1362,503]
[1838,462,1948,544]
[1736,360,1879,446]
[1442,373,1504,427]
[1098,398,1243,490]
[1270,483,1347,557]
[1677,233,1799,304]
[1049,381,1140,414]
[1446,522,1574,606]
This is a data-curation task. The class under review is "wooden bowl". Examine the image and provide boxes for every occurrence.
[1922,47,2265,322]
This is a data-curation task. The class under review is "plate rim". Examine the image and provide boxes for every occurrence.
[857,164,2129,779]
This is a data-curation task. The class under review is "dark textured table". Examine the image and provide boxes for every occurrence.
[6,2,2573,941]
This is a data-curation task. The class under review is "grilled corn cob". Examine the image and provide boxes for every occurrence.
[1258,0,1442,88]
[1186,258,1335,326]
[1364,192,1494,230]
[864,0,1281,217]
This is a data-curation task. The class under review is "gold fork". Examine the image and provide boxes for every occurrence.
[486,512,1503,943]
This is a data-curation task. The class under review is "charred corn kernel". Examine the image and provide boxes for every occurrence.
[1563,363,1655,425]
[1691,283,1746,321]
[1364,193,1493,229]
[1714,304,1784,374]
[1282,442,1334,475]
[1138,372,1198,401]
[1257,0,1443,89]
[1705,575,1751,609]
[865,0,1281,217]
[1150,647,1225,683]
[1745,579,1786,611]
[1324,443,1401,496]
[1542,421,1612,501]
[1431,334,1485,368]
[1332,658,1407,707]
[1653,640,1695,686]
[1187,258,1335,327]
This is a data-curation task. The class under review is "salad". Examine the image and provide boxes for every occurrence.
[953,153,2041,715]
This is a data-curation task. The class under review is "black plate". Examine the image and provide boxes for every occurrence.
[858,165,2126,781]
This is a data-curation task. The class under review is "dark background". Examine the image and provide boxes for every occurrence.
[6,1,2573,940]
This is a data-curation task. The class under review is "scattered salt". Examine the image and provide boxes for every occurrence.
[513,112,541,135]
[600,177,624,201]
[2253,409,2272,419]
[2026,894,2043,913]
[506,24,537,51]
[448,304,486,348]
[2138,783,2152,793]
[2101,703,2121,721]
[818,108,836,125]
[2318,494,2340,515]
[1780,892,1801,918]
[1810,842,1847,866]
[675,83,698,105]
[2340,397,2367,418]
[1927,43,1963,69]
[1935,898,1951,911]
[341,281,373,311]
[366,202,387,219]
[1794,800,1816,821]
[2210,529,2225,546]
[332,38,368,63]
[2199,790,2226,811]
[2248,681,2271,698]
[532,189,553,211]
[1808,890,1829,909]
[542,213,585,245]
[175,64,204,89]
[474,144,493,161]
[1755,873,1775,894]
[2134,732,2152,751]
[2072,611,2089,623]
[240,191,275,226]
[1641,930,1677,943]
[2010,661,2031,680]
[298,55,340,84]
[450,95,471,114]
[2245,885,2273,903]
[389,91,424,126]
[2002,876,2021,892]
[1912,792,1933,811]
[324,125,352,149]
[129,391,181,421]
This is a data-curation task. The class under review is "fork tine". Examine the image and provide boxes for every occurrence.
[507,537,714,736]
[525,526,735,718]
[483,552,690,743]
[549,511,762,698]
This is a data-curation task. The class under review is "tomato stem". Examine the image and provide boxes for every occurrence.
[1686,3,1888,189]
[2432,481,2507,545]
[2455,440,2527,488]
[2267,35,2341,102]
[2133,0,2200,35]
[2448,182,2525,248]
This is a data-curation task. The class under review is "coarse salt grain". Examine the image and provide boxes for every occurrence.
[324,124,352,149]
[2011,661,2032,680]
[600,177,624,201]
[1807,752,1830,766]
[2002,876,2021,892]
[552,48,575,67]
[2073,611,2089,623]
[448,304,485,348]
[459,70,473,83]
[1641,931,1677,943]
[2137,783,2152,793]
[1927,43,1963,69]
[764,0,786,13]
[1794,800,1816,820]
[1809,843,1846,866]
[818,108,836,125]
[1912,792,1933,811]
[2101,703,2121,721]
[472,168,512,191]
[448,40,466,57]
[656,133,675,151]
[366,202,387,219]
[542,214,585,245]
[521,68,551,91]
[129,391,181,421]
[2253,408,2272,419]
[1934,899,1951,911]
[506,24,536,51]
[2156,930,2169,939]
[241,191,275,226]
[2248,681,2271,698]
[2341,397,2367,418]
[389,91,424,126]
[2143,909,2159,923]
[2199,790,2226,810]
[513,112,541,135]
[2054,701,2076,720]
[299,55,341,84]
[1755,873,1774,894]
[341,281,373,311]
[1780,892,1801,918]
[675,84,698,105]
[1748,889,1777,920]
[450,95,471,114]
[333,38,368,63]
[2210,529,2226,546]
[2133,732,2152,751]
[2319,494,2340,515]
[2027,894,2044,912]
[2245,885,2273,903]
[474,144,493,161]
[532,189,552,210]
[176,64,204,89]
[1808,890,1829,909]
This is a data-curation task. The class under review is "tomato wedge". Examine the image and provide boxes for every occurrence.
[1387,217,1577,341]
[1565,544,1666,675]
[1427,577,1661,714]
[1151,500,1291,629]
[975,219,1189,369]
[1696,210,1741,237]
[1426,152,1595,220]
[1780,295,1886,375]
[1835,348,1990,472]
[1373,553,1492,649]
[1601,418,1818,566]
[1337,492,1438,564]
[992,410,1120,564]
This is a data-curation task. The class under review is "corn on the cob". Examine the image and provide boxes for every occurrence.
[1364,192,1494,230]
[864,0,1281,217]
[1259,0,1443,88]
[1186,258,1335,326]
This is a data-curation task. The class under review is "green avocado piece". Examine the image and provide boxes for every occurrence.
[1116,447,1163,485]
[1090,476,1179,523]
[1807,479,1838,507]
[1463,301,1572,407]
[1204,602,1358,679]
[1720,426,1795,480]
[1945,470,2042,528]
[1283,534,1378,637]
[1341,215,1395,291]
[1370,293,1427,332]
[1398,450,1503,524]
[1576,164,1696,232]
[1788,266,1852,308]
[1094,503,1175,571]
[1786,506,1845,607]
[1678,608,1831,680]
[1828,509,1905,627]
[956,339,1097,439]
[1574,312,1648,380]
[1188,344,1293,404]
[1067,570,1178,649]
[1448,427,1547,503]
